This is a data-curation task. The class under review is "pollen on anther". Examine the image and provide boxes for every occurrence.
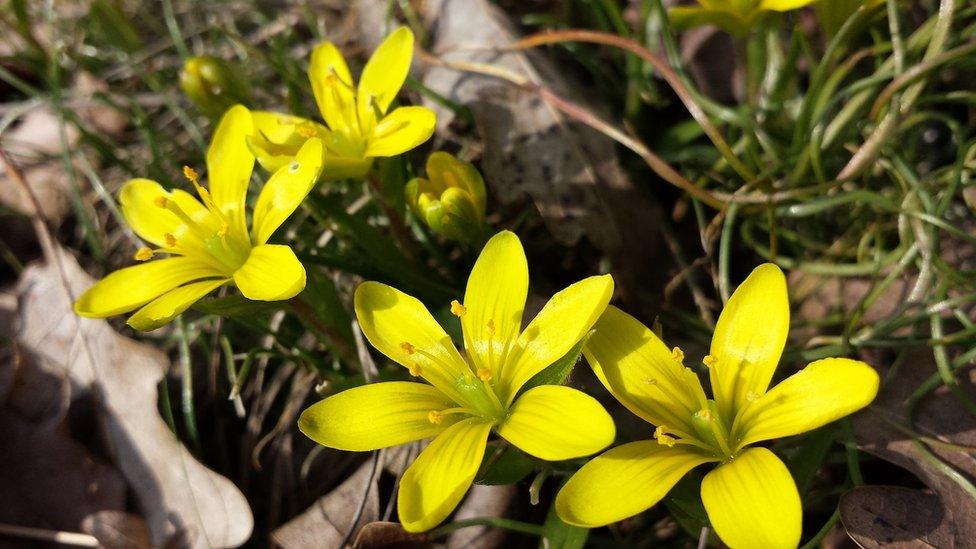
[297,126,316,138]
[450,300,467,317]
[408,363,423,377]
[476,367,493,382]
[671,346,685,363]
[164,233,178,248]
[702,355,717,368]
[654,426,676,447]
[694,408,713,422]
[154,196,169,208]
[182,165,199,183]
[133,247,154,261]
[427,410,444,425]
[400,342,416,355]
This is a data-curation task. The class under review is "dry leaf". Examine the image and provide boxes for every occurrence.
[446,484,515,549]
[272,457,381,548]
[352,521,433,549]
[840,485,951,548]
[14,250,253,548]
[81,511,153,549]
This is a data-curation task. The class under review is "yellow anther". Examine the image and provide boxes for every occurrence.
[476,367,493,382]
[400,342,416,355]
[703,355,717,368]
[163,233,178,248]
[296,125,317,138]
[486,319,495,336]
[694,408,713,422]
[450,300,467,317]
[182,165,200,183]
[324,73,338,86]
[654,426,676,447]
[671,346,685,363]
[408,363,423,377]
[133,247,154,261]
[154,196,169,208]
[427,410,444,425]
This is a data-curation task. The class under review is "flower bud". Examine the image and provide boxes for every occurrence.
[405,152,487,243]
[179,56,252,117]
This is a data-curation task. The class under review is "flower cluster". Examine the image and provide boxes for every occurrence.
[73,22,883,549]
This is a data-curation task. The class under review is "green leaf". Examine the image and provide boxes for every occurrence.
[475,441,537,486]
[540,500,588,549]
[520,330,593,393]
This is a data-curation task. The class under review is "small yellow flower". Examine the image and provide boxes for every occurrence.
[73,105,324,330]
[299,231,616,532]
[248,27,436,180]
[670,0,818,35]
[555,264,879,549]
[405,152,488,243]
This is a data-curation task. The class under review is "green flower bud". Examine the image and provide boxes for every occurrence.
[405,152,488,243]
[179,56,252,117]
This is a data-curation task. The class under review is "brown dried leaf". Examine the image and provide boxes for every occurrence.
[446,484,515,549]
[81,511,153,549]
[352,521,433,549]
[840,485,951,548]
[272,457,381,548]
[14,250,253,548]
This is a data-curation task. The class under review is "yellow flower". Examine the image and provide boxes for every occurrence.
[555,264,879,549]
[670,0,817,35]
[74,105,324,330]
[248,27,436,180]
[179,56,252,117]
[299,231,616,532]
[405,152,487,243]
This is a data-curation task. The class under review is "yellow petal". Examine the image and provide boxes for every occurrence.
[126,278,228,331]
[500,274,614,404]
[207,104,256,233]
[74,258,220,318]
[357,26,414,133]
[701,447,801,549]
[497,385,614,461]
[555,441,716,527]
[364,106,436,158]
[298,381,459,451]
[759,0,817,10]
[584,306,707,435]
[710,263,789,421]
[119,178,214,251]
[398,417,493,532]
[461,231,528,379]
[250,137,324,244]
[232,244,306,301]
[308,41,357,134]
[735,358,879,448]
[354,281,471,405]
[246,110,328,172]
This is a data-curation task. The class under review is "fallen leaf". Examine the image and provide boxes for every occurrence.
[81,511,153,549]
[14,249,253,548]
[352,521,433,549]
[272,456,381,548]
[447,484,515,549]
[840,485,951,548]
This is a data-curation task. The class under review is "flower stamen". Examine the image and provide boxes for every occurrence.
[133,247,154,261]
[450,300,467,317]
